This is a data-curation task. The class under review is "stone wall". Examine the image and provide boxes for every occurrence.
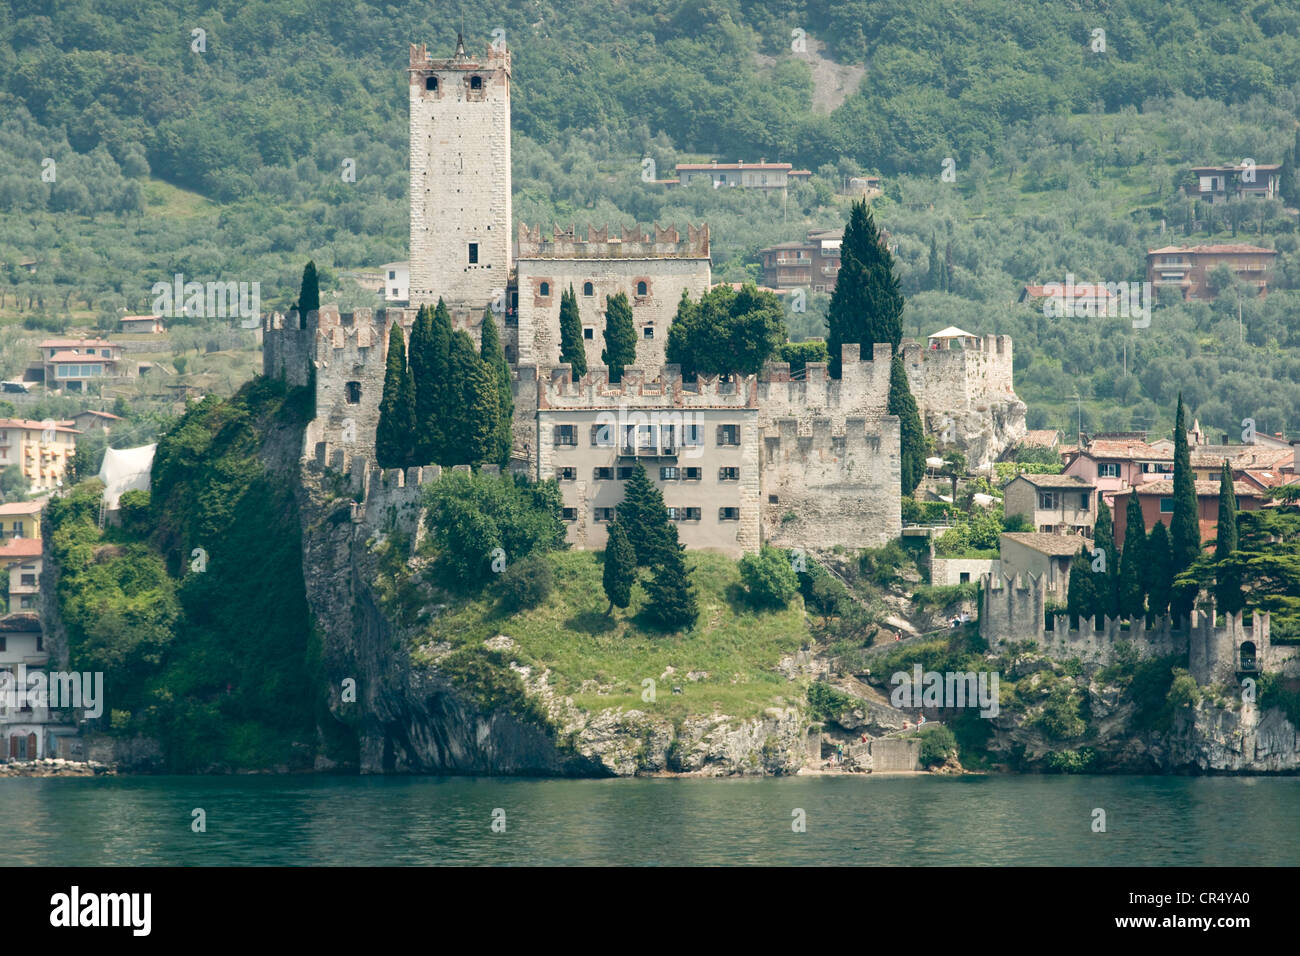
[931,557,999,587]
[869,737,920,771]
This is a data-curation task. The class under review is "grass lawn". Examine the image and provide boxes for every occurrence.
[418,549,811,723]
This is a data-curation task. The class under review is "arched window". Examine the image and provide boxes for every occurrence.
[582,282,594,296]
[1241,641,1257,670]
[636,281,648,296]
[470,75,482,90]
[539,281,550,297]
[426,76,438,91]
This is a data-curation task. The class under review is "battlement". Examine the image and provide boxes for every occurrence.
[539,364,757,409]
[409,38,510,75]
[758,343,894,427]
[516,222,710,260]
[761,416,891,458]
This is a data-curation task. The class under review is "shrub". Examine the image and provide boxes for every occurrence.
[858,539,911,586]
[497,554,554,612]
[739,545,799,608]
[807,681,856,721]
[917,724,958,766]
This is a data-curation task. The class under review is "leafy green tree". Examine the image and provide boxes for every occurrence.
[447,329,499,467]
[778,340,829,376]
[424,470,566,591]
[1214,460,1243,616]
[827,199,903,378]
[0,465,28,501]
[479,310,513,468]
[889,351,925,495]
[739,545,799,608]
[941,450,967,504]
[643,522,697,631]
[410,299,453,464]
[601,291,637,383]
[1117,491,1147,620]
[1066,547,1099,628]
[375,321,415,468]
[666,283,786,378]
[1170,394,1202,620]
[927,232,944,291]
[602,522,636,615]
[558,284,587,378]
[1145,521,1174,620]
[617,464,669,566]
[298,260,320,330]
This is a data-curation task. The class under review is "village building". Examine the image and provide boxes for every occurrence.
[1185,163,1282,203]
[757,229,842,292]
[37,338,127,391]
[672,160,810,192]
[119,315,165,334]
[70,410,123,436]
[381,261,410,302]
[1003,474,1095,535]
[997,532,1091,603]
[0,614,76,761]
[1146,244,1277,301]
[1112,479,1266,547]
[0,419,79,492]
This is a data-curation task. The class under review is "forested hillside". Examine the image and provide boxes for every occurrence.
[3,0,1300,437]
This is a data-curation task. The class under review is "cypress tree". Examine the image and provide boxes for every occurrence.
[601,291,637,383]
[558,284,587,378]
[1145,521,1174,620]
[602,522,636,615]
[888,351,925,495]
[1214,460,1244,617]
[376,321,415,468]
[643,522,698,631]
[1066,548,1099,629]
[298,260,320,329]
[1117,491,1147,620]
[424,299,453,462]
[827,199,903,377]
[479,310,514,468]
[1170,394,1201,620]
[927,233,943,291]
[1093,499,1118,620]
[447,329,499,467]
[617,464,670,566]
[408,304,438,464]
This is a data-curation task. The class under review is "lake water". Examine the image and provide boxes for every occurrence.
[2,774,1297,866]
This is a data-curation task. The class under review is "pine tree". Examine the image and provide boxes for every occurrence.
[1093,499,1118,620]
[558,284,587,378]
[1170,394,1202,620]
[479,310,514,468]
[617,464,670,566]
[1214,460,1244,616]
[1066,548,1099,629]
[446,329,499,467]
[602,522,636,615]
[943,243,953,292]
[376,321,415,468]
[1117,490,1147,620]
[827,199,904,378]
[927,233,943,291]
[1145,521,1174,620]
[298,260,320,329]
[889,351,925,495]
[644,522,698,631]
[601,292,637,383]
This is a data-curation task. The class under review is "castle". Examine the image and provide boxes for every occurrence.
[262,36,1023,556]
[980,571,1300,685]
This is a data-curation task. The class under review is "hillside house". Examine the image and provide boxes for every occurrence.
[1146,245,1276,301]
[1186,163,1281,203]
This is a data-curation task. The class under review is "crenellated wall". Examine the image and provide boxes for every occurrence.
[758,342,893,428]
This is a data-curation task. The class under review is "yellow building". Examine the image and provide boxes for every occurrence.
[0,501,42,540]
[0,419,79,493]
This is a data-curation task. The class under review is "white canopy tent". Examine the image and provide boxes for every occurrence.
[97,444,156,510]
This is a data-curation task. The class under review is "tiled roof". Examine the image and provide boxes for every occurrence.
[0,419,80,434]
[1147,244,1276,255]
[677,162,793,171]
[38,339,115,349]
[1021,430,1061,447]
[0,538,42,558]
[0,612,40,632]
[1081,440,1164,460]
[1002,532,1092,556]
[1008,473,1092,488]
[0,501,42,515]
[1129,479,1261,497]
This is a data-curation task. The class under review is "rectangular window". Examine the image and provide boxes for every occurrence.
[1159,497,1175,513]
[20,574,35,587]
[554,425,577,446]
[683,507,701,521]
[683,467,702,480]
[1098,462,1121,478]
[591,423,613,446]
[960,572,971,584]
[593,467,614,481]
[719,507,740,521]
[1079,493,1090,511]
[643,327,654,339]
[583,327,594,340]
[468,243,479,264]
[1038,491,1057,509]
[637,425,656,450]
[594,507,616,522]
[616,466,636,480]
[717,424,740,446]
[13,522,22,537]
[683,424,703,447]
[667,507,701,522]
[562,507,577,521]
[719,467,740,481]
[660,467,680,480]
[556,467,577,481]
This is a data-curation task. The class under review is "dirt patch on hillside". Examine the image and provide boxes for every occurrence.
[754,35,866,114]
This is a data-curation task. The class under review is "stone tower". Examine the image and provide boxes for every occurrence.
[408,36,511,310]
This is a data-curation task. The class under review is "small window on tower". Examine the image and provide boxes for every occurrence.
[636,281,648,296]
[539,282,550,297]
[583,282,594,296]
[345,382,361,404]
[468,243,479,264]
[470,75,482,90]
[426,76,438,91]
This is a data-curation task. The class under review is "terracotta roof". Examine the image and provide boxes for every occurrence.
[0,419,80,434]
[1129,479,1262,497]
[1007,473,1092,488]
[1240,470,1298,490]
[1190,163,1281,172]
[1080,440,1164,460]
[49,351,117,363]
[38,339,115,349]
[676,162,793,171]
[1002,532,1092,556]
[1021,430,1061,447]
[120,315,161,321]
[0,501,42,516]
[1022,284,1114,298]
[1147,244,1276,256]
[0,538,42,558]
[0,612,40,632]
[74,410,123,421]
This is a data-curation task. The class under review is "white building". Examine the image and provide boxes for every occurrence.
[381,262,410,303]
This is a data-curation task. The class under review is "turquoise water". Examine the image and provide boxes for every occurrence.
[2,774,1296,865]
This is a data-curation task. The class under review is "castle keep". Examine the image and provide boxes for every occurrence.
[261,37,1024,557]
